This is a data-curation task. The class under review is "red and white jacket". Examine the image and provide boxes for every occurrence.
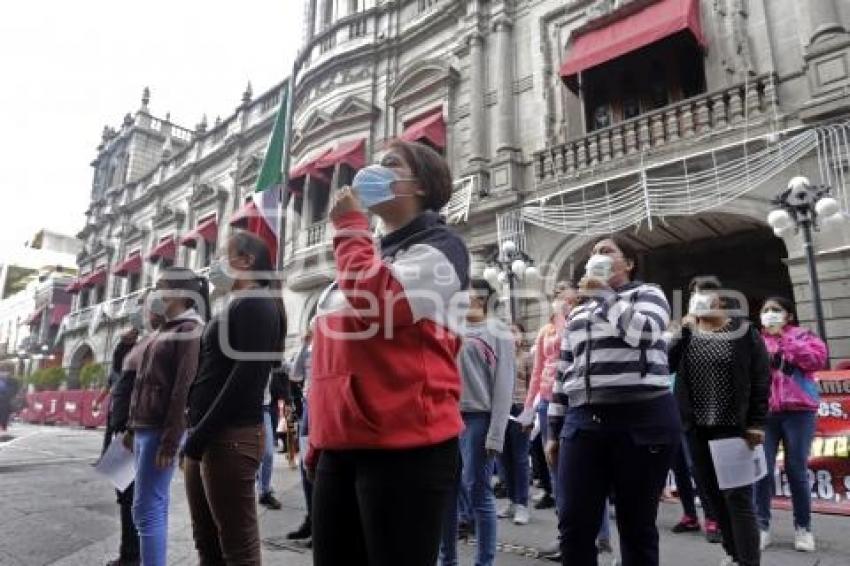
[306,210,470,469]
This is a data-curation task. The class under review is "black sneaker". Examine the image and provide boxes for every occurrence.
[286,517,312,540]
[457,521,474,540]
[259,492,282,510]
[534,493,556,510]
[537,541,562,561]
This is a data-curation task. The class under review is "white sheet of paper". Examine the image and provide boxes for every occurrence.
[94,433,136,491]
[708,437,768,490]
[508,406,536,427]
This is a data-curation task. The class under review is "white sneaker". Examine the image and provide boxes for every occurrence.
[497,502,515,519]
[513,504,530,525]
[719,556,738,566]
[759,529,771,551]
[794,528,816,552]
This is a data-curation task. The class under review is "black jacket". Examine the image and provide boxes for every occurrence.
[670,320,770,432]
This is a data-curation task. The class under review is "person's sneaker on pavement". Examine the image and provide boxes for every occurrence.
[758,528,771,550]
[719,556,738,566]
[286,516,312,540]
[457,520,474,540]
[513,504,530,525]
[258,492,282,510]
[705,519,722,543]
[537,540,561,561]
[497,502,515,519]
[597,537,613,553]
[671,514,701,533]
[794,528,816,552]
[534,493,555,510]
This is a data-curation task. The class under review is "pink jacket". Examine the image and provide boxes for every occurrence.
[761,325,827,409]
[524,316,565,407]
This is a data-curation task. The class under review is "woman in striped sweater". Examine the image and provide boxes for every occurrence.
[547,237,681,566]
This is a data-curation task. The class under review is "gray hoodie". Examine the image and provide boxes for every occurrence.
[458,318,515,452]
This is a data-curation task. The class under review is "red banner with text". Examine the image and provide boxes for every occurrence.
[770,371,850,516]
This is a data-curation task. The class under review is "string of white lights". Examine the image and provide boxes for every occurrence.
[518,123,850,237]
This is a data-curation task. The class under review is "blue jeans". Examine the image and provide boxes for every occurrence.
[133,429,179,566]
[499,404,530,506]
[440,412,497,566]
[299,403,313,515]
[755,410,816,530]
[256,406,275,497]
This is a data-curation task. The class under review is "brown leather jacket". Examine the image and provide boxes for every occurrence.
[128,311,203,457]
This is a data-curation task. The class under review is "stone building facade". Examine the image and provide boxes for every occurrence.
[61,0,850,369]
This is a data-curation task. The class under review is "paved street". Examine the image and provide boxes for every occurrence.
[0,422,847,565]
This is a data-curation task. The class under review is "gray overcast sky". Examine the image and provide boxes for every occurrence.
[0,0,303,259]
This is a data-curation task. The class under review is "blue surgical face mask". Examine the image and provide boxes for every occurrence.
[149,292,168,317]
[352,165,417,209]
[208,259,234,295]
[128,309,145,331]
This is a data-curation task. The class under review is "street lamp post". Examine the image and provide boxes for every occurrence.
[482,240,540,324]
[767,176,843,344]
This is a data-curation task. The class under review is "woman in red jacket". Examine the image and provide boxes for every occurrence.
[306,140,469,566]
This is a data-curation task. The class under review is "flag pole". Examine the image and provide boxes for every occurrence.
[276,58,300,272]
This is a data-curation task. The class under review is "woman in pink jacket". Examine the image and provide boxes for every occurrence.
[524,282,575,513]
[754,296,827,553]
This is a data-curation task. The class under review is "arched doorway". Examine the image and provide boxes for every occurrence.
[67,342,95,389]
[559,212,793,320]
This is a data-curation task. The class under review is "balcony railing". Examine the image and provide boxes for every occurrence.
[65,306,95,332]
[304,222,330,249]
[63,289,147,333]
[534,74,777,182]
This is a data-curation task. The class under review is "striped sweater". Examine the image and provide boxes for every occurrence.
[548,281,672,436]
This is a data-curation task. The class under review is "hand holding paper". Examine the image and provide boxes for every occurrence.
[94,433,137,492]
[709,437,768,490]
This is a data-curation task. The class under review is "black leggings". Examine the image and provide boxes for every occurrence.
[689,428,760,566]
[312,438,458,566]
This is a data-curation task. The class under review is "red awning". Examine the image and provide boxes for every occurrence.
[559,0,706,88]
[180,215,218,248]
[289,148,333,190]
[112,252,143,276]
[401,111,446,149]
[81,267,107,288]
[315,139,366,171]
[66,277,84,294]
[50,304,70,326]
[229,200,259,228]
[146,236,176,262]
[25,306,45,326]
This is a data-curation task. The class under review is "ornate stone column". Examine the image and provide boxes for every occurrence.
[467,32,487,169]
[492,16,515,156]
[798,0,850,120]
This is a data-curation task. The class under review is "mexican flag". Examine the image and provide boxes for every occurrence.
[234,78,291,264]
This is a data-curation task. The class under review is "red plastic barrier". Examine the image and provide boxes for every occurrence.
[80,390,108,429]
[42,391,65,424]
[62,390,84,426]
[770,371,850,516]
[23,392,45,424]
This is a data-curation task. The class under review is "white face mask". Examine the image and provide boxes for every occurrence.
[585,254,614,280]
[689,293,714,316]
[760,311,785,328]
